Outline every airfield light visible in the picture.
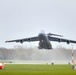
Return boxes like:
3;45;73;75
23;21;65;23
0;63;5;70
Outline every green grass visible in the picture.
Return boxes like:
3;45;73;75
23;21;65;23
0;64;76;75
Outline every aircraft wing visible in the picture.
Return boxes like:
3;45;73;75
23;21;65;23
5;36;39;43
48;36;76;44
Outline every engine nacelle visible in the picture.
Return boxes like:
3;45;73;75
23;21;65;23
58;39;61;43
67;41;70;44
20;40;23;44
28;38;31;42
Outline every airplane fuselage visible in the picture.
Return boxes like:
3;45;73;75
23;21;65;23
38;31;52;49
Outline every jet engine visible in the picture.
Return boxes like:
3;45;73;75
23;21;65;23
67;41;70;44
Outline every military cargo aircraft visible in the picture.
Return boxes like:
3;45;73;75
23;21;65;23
5;30;76;49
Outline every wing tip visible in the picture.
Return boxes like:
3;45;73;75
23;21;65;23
5;41;9;43
5;41;7;43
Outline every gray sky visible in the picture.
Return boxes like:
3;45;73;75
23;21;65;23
0;0;76;48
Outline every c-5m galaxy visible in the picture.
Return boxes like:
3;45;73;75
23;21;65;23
5;30;76;49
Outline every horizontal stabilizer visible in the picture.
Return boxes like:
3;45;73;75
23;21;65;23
47;33;63;37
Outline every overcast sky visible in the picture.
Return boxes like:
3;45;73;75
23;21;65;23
0;0;76;48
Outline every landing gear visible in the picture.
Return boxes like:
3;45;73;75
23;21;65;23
38;46;43;49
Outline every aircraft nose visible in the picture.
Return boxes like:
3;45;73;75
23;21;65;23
38;32;45;39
